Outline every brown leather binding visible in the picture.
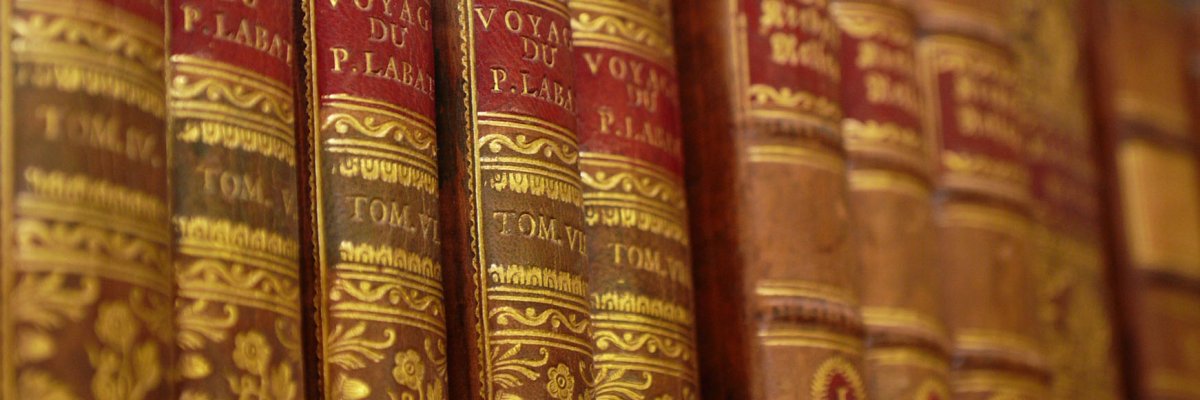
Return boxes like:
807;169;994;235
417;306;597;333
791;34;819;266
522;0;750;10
432;0;593;398
675;0;866;398
1012;1;1125;399
0;0;173;397
1086;0;1200;398
570;0;700;398
833;1;952;399
913;0;1051;397
168;0;306;397
1017;1;1126;399
298;0;446;398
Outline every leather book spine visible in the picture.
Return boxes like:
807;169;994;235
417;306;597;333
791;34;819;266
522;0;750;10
913;0;1050;397
432;0;593;398
167;0;306;397
1013;0;1124;399
0;0;173;397
570;0;700;398
831;1;951;399
675;0;866;398
299;0;446;398
1086;0;1200;397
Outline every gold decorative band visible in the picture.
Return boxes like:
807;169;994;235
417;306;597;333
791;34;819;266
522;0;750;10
952;370;1046;396
175;216;300;264
861;307;947;338
756;279;858;306
844;119;925;156
937;203;1029;238
571;0;673;64
954;329;1042;362
594;352;697;382
746;144;845;174
170;55;293;124
867;347;949;373
849;169;931;199
830;1;914;45
170;55;296;165
758;327;864;355
581;154;688;245
489;263;589;300
23;167;167;224
921;34;1015;82
322;97;436;158
592;291;693;327
580;155;686;210
12;2;165;117
338;240;442;282
746;85;842;123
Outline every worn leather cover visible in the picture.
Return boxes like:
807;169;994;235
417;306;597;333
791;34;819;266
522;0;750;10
914;0;1050;398
298;0;446;399
833;1;951;399
570;0;700;399
675;0;866;398
0;0;173;397
432;0;593;399
1013;0;1125;399
167;0;306;397
1086;0;1200;398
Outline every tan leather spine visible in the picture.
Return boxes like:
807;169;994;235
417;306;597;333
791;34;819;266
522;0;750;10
675;0;867;398
1087;0;1200;398
1013;0;1125;399
167;0;306;397
0;0;174;397
833;1;951;399
570;0;701;398
914;0;1051;398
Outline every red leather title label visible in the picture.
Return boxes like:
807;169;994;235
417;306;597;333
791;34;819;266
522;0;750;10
314;0;434;114
834;1;927;172
576;46;683;175
1028;116;1100;234
474;0;577;126
173;0;295;84
918;36;1028;204
739;0;841;126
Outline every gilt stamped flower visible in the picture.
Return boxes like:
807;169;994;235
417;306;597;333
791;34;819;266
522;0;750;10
392;349;425;390
545;363;575;400
232;331;271;375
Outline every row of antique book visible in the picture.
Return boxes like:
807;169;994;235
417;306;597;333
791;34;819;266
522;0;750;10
2;0;1198;398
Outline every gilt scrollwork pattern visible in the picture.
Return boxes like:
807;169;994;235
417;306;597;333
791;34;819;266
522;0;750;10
170;55;297;166
5;121;171;399
569;0;675;64
173;216;304;400
3;11;173;380
580;155;690;247
9;0;166;118
746;85;843;123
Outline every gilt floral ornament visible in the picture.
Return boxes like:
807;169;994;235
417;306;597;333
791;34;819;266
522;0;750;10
90;302;162;400
233;332;272;375
392;349;425;390
546;363;575;400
